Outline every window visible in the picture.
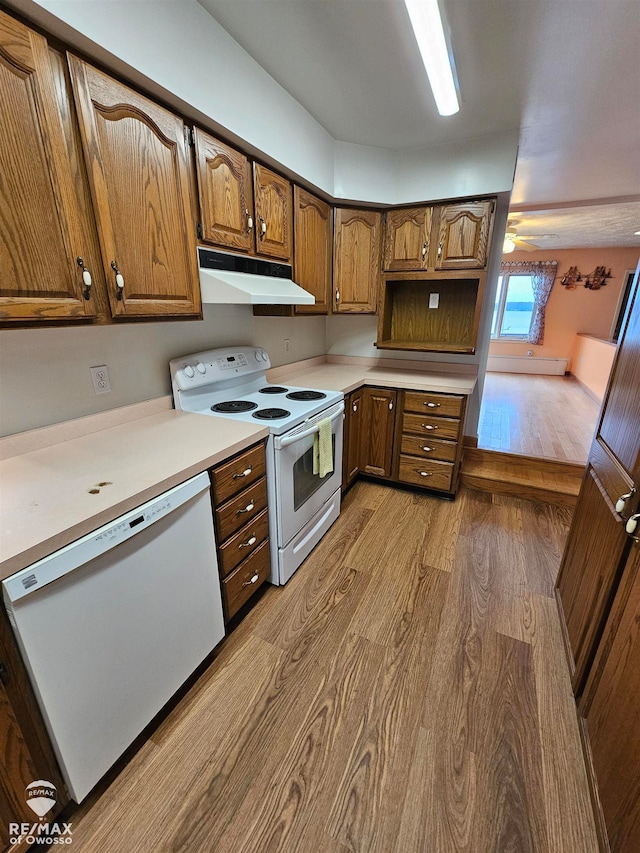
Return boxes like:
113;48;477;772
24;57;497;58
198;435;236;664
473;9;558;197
491;273;535;339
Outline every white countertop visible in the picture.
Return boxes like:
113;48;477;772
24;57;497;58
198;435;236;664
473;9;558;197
0;410;268;581
0;357;476;582
271;361;478;397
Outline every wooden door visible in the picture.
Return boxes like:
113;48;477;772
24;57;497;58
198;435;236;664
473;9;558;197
68;55;201;318
293;186;332;314
579;544;640;851
557;267;640;694
333;208;382;313
382;206;432;271
343;390;364;489
253;163;292;261
362;388;397;478
0;12;97;322
194;129;254;253
435;200;494;270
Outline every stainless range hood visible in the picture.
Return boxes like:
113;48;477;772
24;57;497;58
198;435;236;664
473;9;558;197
198;248;314;305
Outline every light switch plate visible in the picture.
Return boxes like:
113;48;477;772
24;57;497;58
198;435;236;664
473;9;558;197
429;293;439;309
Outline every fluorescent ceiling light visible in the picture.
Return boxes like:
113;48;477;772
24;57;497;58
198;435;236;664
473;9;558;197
404;0;460;116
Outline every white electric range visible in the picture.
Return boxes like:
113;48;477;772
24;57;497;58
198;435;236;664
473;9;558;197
170;346;344;585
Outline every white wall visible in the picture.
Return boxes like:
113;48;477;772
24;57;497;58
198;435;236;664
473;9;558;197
0;309;326;436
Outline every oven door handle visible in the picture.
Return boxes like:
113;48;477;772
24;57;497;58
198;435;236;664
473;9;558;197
278;402;345;447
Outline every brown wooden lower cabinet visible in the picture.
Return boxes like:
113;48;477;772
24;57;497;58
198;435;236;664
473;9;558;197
0;608;68;850
342;385;466;498
578;544;640;852
342;389;364;490
209;441;271;624
361;388;396;478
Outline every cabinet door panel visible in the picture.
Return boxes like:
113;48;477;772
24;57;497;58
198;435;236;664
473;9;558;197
383;206;432;271
294;186;332;314
334;208;382;313
435;201;493;269
344;390;364;487
362;388;396;478
194;129;254;252
0;13;96;321
68;55;200;318
253;163;292;261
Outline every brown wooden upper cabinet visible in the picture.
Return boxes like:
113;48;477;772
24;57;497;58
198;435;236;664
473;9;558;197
253;163;292;262
383;206;433;271
67;55;201;319
0;12;101;323
435;200;494;269
333;208;382;313
193;129;254;254
293;186;332;314
193;131;292;263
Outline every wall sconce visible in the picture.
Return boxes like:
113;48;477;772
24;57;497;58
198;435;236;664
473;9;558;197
560;265;613;290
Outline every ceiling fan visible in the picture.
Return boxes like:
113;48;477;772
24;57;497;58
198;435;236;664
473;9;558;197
503;220;558;253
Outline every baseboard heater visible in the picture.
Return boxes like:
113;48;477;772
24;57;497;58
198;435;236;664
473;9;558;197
487;355;569;375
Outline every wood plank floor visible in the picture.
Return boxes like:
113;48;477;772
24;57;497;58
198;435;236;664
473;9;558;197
68;482;598;852
478;373;600;463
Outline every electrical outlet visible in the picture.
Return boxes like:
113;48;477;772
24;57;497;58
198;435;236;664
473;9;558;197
90;365;111;395
429;293;439;309
527;350;533;357
284;338;291;354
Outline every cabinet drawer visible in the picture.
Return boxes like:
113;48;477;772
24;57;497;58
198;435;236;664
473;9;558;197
218;508;269;577
223;539;270;621
403;391;463;418
402;412;460;441
400;434;457;463
211;443;266;504
215;477;268;543
398;456;454;492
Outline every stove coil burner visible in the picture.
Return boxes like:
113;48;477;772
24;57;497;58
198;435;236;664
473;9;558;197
286;390;327;401
258;386;289;394
211;400;258;413
252;407;291;420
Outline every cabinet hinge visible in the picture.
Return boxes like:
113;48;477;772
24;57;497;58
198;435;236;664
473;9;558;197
196;221;203;240
184;126;194;147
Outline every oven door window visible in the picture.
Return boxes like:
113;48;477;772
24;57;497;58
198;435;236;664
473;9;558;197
293;435;336;512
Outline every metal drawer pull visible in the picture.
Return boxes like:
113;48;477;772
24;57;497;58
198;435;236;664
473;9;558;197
352;403;358;412
111;261;124;300
245;209;253;232
236;502;255;515
419;471;432;477
425;402;441;408
422;424;437;430
422;241;427;257
242;572;260;587
77;257;93;299
421;446;432;452
239;536;257;549
389;401;393;411
259;217;267;239
233;467;253;479
616;489;635;514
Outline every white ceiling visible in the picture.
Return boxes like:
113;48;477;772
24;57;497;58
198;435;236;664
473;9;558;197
198;0;640;249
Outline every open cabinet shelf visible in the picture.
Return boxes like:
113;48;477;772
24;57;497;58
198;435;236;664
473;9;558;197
376;272;486;354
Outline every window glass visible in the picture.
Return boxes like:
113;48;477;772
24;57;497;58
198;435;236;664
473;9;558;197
492;273;535;338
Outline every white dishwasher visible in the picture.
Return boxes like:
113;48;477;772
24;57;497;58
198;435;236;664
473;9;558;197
2;471;225;803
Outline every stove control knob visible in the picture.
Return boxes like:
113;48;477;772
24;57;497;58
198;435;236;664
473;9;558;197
260;350;268;362
254;350;262;362
183;365;195;379
195;361;206;374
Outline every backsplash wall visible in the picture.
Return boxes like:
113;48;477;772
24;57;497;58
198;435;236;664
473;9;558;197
0;307;326;436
